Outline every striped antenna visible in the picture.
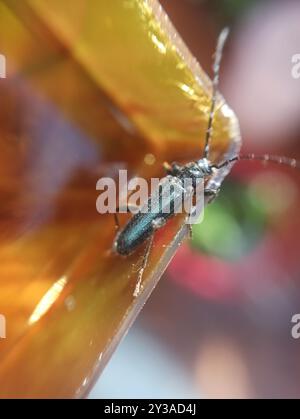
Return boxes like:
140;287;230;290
214;154;300;170
203;27;230;159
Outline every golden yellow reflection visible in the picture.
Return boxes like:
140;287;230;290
151;33;167;54
28;276;68;325
177;82;199;101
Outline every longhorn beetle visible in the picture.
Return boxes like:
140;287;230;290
113;28;299;297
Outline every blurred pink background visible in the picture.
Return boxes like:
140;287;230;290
91;0;300;399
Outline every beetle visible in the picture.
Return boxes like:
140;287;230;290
112;28;299;297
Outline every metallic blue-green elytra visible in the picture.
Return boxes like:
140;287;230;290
114;160;214;255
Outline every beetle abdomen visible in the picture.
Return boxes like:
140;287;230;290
115;211;158;255
115;176;187;255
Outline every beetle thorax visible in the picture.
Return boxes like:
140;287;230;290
196;158;214;176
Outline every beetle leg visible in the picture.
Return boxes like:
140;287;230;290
163;161;181;176
163;161;172;173
114;213;120;231
204;187;220;204
188;224;193;239
133;234;154;298
184;187;197;230
151;216;166;229
133;217;166;297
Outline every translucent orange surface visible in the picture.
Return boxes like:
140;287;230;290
0;0;240;397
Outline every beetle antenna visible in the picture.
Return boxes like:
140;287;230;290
203;27;230;159
214;154;300;170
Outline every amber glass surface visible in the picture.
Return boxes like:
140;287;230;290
0;0;240;398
